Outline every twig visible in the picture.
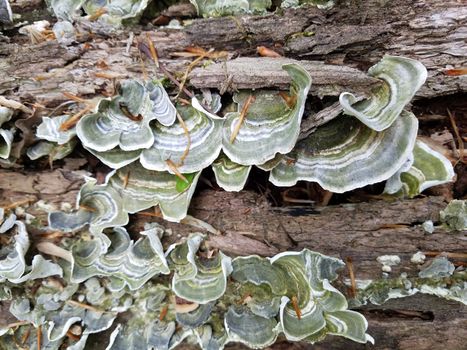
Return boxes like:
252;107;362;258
0;198;34;210
123;171;130;189
0;96;33;114
230;95;255;143
423;251;467;259
5;321;29;329
20;326;31;345
166;159;188;183
175;112;191;166
59;106;92;131
345;257;357;298
447;108;466;164
146;33;159;67
175;49;213;99
137;41;216;115
66;300;102;312
291;296;302;320
36;242;73;262
36;325;41;350
159;305;168;321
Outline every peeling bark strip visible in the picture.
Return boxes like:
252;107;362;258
189;57;381;97
0;0;466;105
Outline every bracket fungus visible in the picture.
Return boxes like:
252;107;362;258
212;153;252;191
228;251;373;345
140;103;223;174
77;83;172;153
1;212;62;283
1;223;373;349
71;226;169;291
36;114;77;145
224;306;280;348
0;0;12;25
0;107;13;159
46;0;151;25
0;40;458;350
49;178;129;234
189;0;272;17
270;111;418;193
222;63;311;166
281;0;334;9
440;200;467;231
339;56;427;132
107;162;201;222
30;114;78;161
384;140;455;198
167;234;233;304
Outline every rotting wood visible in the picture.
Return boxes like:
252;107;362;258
1;1;466;349
1;168;464;281
0;0;465;106
2;169;465;349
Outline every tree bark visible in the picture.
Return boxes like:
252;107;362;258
1;0;466;105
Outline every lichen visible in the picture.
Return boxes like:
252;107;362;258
440;200;467;231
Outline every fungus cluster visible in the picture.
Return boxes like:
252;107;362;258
1;220;373;349
0;1;461;349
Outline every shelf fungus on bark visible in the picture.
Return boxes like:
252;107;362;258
0;106;13;159
270;111;418;192
272;251;373;344
339;56;427;131
30;114;78;161
70;226;169;291
229;250;373;345
222;63;311;166
48;178;129;234
224;306;280;348
176;301;215;328
281;0;334;10
107;162;201;222
105;286;178;350
0;0;13;25
212;153;252;191
36;114;77;145
189;0;272;17
76;80;176;168
27;139;77;161
3;279;123;347
195;325;229;350
45;0;86;22
0;212;63;283
384;140;455;198
87;146;142;169
167;234;233;304
46;0;151;26
140;103;223;174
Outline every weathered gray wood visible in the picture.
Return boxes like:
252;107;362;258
189;57;380;97
0;0;466;106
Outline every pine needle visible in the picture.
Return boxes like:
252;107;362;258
230;95;256;143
